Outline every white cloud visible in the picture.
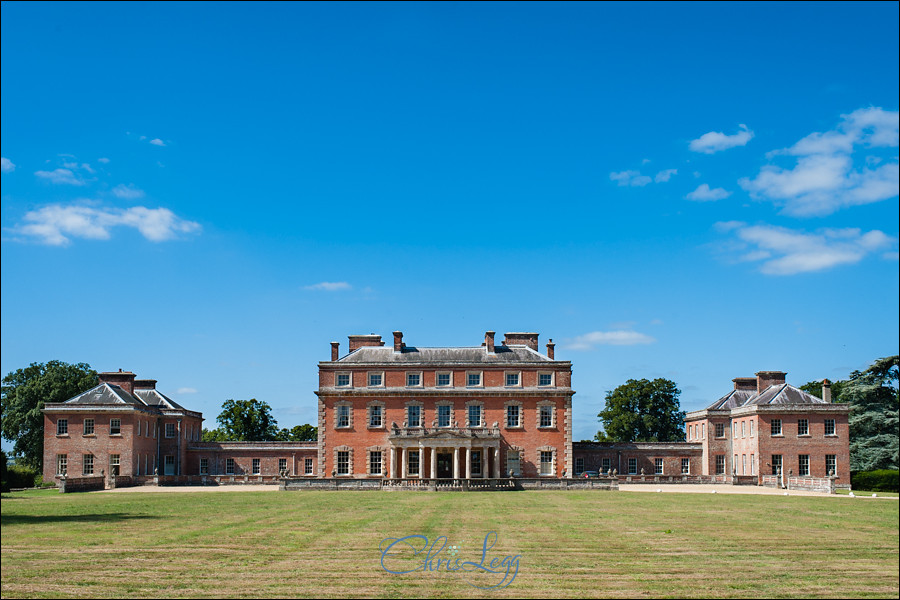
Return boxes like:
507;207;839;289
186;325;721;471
149;138;166;146
112;184;146;200
717;223;897;275
176;387;198;394
304;281;352;291
97;157;110;164
743;108;899;216
686;183;731;202
1;157;15;173
34;168;86;186
609;170;652;187
655;169;678;183
565;330;656;350
10;204;201;246
689;124;754;154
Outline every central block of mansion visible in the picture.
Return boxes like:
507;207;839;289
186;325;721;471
42;330;850;488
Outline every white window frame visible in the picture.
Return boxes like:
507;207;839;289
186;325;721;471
369;450;383;476
470;450;482;476
504;371;521;387
466;371;483;387
681;458;690;475
715;423;725;438
741;421;746;438
655;458;664;475
110;454;120;476
537;401;555;428
715;455;725;475
628;457;637;475
798;419;809;436
601;458;611;473
252;458;261;475
57;419;68;436
336;450;351;476
305;457;314;475
200;458;209;475
334;402;352;429
57;454;68;476
465;401;483;428
436;371;452;387
538;371;554;387
83;418;95;436
110;418;121;435
83;454;94;475
367;401;384;429
278;458;287;474
506;448;522;476
771;454;782;475
538;448;555;476
799;454;810;476
575;457;585;475
335;372;352;387
436;403;452;428
407;450;420;476
406;372;423;387
504;400;522;429
771;419;782;436
824;419;836;436
225;458;235;475
367;371;384;387
404;400;424;428
826;454;837;476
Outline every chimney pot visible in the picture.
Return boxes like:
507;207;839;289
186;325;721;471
393;331;403;353
546;339;555;360
822;379;832;403
485;331;495;354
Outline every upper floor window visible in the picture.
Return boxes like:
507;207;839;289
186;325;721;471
336;373;351;387
466;372;482;387
337;405;351;428
749;421;754;437
824;419;836;436
539;405;553;428
436;372;452;387
505;372;520;387
83;454;94;476
407;405;422;428
110;419;121;435
368;405;382;428
771;419;782;436
467;404;482;428
506;405;520;428
368;372;383;387
83;418;95;436
538;372;553;387
437;405;451;428
406;372;421;387
715;423;725;438
798;419;809;436
57;419;68;436
165;423;176;438
741;421;746;438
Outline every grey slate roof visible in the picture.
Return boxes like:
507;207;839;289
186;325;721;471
336;345;555;364
64;383;145;406
706;383;827;409
135;389;184;410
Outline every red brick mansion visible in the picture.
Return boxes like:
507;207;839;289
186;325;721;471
41;330;850;491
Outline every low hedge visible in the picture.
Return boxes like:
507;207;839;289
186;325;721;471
851;469;899;493
5;464;42;489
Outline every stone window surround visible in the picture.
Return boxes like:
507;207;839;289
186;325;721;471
537;371;555;387
504;371;522;387
436;371;453;387
334;445;354;477
406;371;423;388
433;400;454;428
466;370;483;388
404;400;424;428
506;445;524;477
537;399;556;429
366;400;385;429
335;371;352;387
504;399;523;429
537;446;556;477
465;400;484;428
367;371;384;388
366;446;386;477
334;401;353;429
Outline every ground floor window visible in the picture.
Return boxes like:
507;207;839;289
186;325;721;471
200;458;209;475
742;454;747;475
654;458;664;475
110;454;120;476
507;450;520;476
575;457;584;475
225;458;235;475
164;455;175;476
305;457;313;475
252;458;261;475
471;451;482;476
540;451;553;476
57;454;67;476
715;455;725;475
83;454;93;476
826;454;836;476
750;454;755;475
278;458;287;474
407;450;420;476
681;458;690;475
337;451;350;476
601;458;610;473
627;457;637;475
799;454;809;476
771;454;782;475
370;451;382;475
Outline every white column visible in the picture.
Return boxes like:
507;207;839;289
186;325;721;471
418;443;424;479
465;447;471;479
389;447;396;479
494;447;500;478
430;446;438;479
453;446;460;479
401;447;407;479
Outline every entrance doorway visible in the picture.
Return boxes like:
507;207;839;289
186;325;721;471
437;453;453;478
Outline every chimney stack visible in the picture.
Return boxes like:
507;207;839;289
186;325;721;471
732;378;757;391
755;371;787;394
393;331;404;353
503;332;539;351
485;331;495;354
822;379;832;403
134;379;157;390
546;339;555;360
331;342;340;361
347;334;385;352
98;370;137;395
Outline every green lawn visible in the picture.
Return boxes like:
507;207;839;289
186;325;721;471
2;488;898;598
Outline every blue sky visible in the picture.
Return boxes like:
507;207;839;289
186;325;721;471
2;1;898;446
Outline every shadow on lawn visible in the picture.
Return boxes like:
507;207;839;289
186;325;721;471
2;513;157;526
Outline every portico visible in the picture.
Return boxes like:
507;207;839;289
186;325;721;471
388;426;502;479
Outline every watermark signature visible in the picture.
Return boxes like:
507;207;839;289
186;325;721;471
379;531;520;589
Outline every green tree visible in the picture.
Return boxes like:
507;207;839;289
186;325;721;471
275;424;317;442
1;361;97;470
596;378;685;442
214;398;280;441
201;428;228;442
799;379;848;403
